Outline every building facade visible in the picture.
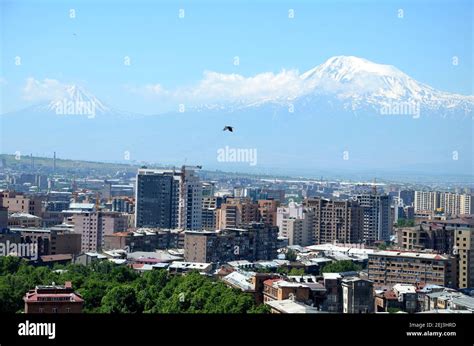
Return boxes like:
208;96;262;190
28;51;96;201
341;277;374;313
23;282;83;313
303;197;364;244
184;223;279;263
368;251;457;288
135;167;202;230
356;193;391;243
414;191;473;216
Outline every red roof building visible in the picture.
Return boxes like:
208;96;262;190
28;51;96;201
23;281;84;313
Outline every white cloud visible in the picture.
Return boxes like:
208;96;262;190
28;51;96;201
22;77;68;101
128;69;309;104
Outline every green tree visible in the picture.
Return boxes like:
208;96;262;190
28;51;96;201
0;257;268;314
79;279;110;312
288;268;305;276
321;260;362;273
101;285;142;313
395;219;415;228
387;307;402;313
285;249;297;262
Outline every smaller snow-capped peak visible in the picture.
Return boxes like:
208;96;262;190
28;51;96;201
46;84;110;115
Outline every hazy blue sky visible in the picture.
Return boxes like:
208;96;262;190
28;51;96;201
1;0;472;114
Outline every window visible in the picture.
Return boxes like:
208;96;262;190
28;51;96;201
52;308;58;313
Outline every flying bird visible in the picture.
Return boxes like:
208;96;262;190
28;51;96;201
223;126;234;132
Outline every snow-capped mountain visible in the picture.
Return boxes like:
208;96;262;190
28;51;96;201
299;56;473;114
47;84;110;114
31;84;138;118
2;56;472;176
203;56;473;117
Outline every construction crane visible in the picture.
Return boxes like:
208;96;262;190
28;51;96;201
95;191;100;211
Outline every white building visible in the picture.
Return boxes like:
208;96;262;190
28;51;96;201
414;191;473;216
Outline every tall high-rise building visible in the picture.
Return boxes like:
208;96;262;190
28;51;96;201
135;170;180;229
356;193;391;243
399;190;415;207
414;191;439;212
414;191;473;216
135;167;202;230
303;197;363;244
455;226;474;289
179;168;203;230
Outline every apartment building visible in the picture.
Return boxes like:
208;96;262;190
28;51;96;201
414;191;473;216
258;199;279;226
135;167;202;230
368;251;457;288
184;223;279;263
356;193;391;242
396;217;474;289
1;191;44;217
304;197;364;244
217;198;259;229
341;277;374;313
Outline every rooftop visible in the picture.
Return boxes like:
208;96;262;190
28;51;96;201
371;250;451;260
222;271;255;291
227;260;254;268
68;203;95;210
322;273;342;280
10;227;50;233
169;261;212;270
266;299;325;314
393;284;417;295
127;251;181;262
9;212;40;219
40;254;73;262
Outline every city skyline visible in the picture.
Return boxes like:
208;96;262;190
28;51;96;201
1;1;474;343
